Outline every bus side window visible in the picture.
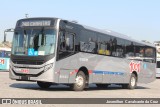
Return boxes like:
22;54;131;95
80;30;97;54
66;33;74;51
144;47;156;63
125;41;135;58
58;31;75;60
115;38;125;57
97;34;111;56
134;43;145;57
59;32;74;51
59;31;66;51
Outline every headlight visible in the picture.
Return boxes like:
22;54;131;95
44;63;53;71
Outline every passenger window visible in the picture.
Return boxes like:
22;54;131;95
144;47;156;63
125;41;134;58
134;43;144;57
80;30;97;53
114;38;125;57
97;34;111;56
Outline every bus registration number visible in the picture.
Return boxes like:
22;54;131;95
21;69;29;73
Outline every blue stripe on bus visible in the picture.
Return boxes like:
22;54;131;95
93;70;124;75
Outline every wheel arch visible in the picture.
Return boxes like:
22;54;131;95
132;71;138;81
78;66;89;83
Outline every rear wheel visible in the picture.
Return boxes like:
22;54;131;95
37;81;52;89
71;71;86;91
96;84;109;88
122;73;137;89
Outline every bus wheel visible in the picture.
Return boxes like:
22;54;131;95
122;73;137;89
37;81;51;89
71;71;86;91
96;84;108;88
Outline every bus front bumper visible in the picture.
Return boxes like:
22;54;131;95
9;65;54;82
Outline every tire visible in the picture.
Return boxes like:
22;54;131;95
71;71;86;91
37;81;52;89
96;84;108;88
122;73;137;89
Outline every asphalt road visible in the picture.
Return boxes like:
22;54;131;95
0;71;160;107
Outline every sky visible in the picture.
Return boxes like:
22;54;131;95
0;0;160;43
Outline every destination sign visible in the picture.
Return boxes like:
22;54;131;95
21;20;51;27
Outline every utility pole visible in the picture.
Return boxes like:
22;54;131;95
4;32;6;42
25;14;29;18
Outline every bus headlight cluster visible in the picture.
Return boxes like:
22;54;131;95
44;63;53;71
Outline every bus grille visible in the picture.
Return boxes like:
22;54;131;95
12;60;44;65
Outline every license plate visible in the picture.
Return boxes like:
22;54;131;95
21;76;29;80
21;69;29;73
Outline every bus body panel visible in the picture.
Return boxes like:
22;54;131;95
10;52;156;84
55;52;156;84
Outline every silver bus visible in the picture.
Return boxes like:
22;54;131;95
10;17;156;91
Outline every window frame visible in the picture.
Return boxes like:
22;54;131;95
57;30;75;60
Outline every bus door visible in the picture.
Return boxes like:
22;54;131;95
57;31;75;83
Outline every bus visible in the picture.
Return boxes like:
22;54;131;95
0;47;11;70
154;41;160;77
9;17;156;91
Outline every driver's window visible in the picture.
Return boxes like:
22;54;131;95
60;32;66;51
58;31;75;60
59;32;74;51
66;33;74;51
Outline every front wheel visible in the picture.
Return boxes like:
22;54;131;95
122;73;137;89
37;81;52;89
71;71;86;91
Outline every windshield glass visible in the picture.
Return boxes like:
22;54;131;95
0;51;11;58
12;28;56;56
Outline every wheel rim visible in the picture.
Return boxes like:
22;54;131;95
75;75;84;87
131;77;136;87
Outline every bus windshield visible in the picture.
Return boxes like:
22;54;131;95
0;50;11;58
12;28;56;56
